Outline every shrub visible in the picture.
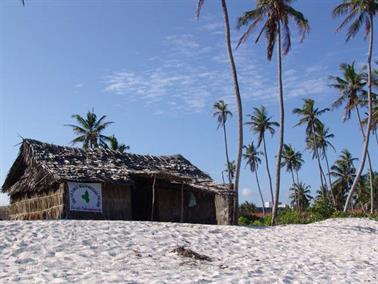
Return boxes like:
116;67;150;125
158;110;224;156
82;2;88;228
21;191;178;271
238;215;271;226
238;216;252;226
276;208;308;224
239;201;257;219
310;197;335;219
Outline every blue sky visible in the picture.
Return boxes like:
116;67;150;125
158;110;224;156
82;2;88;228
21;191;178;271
0;0;377;206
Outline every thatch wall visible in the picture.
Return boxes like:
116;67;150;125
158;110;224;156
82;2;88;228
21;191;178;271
64;182;132;220
9;183;65;220
0;206;9;220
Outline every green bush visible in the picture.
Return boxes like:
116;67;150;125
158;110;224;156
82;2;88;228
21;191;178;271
238;216;252;226
276;208;308;224
239;201;257;219
310;197;335;219
239;208;378;226
238;215;271;226
330;211;377;219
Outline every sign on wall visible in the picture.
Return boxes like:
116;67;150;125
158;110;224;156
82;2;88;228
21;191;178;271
68;182;102;212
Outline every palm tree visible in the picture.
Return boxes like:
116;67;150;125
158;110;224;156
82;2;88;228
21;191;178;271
364;101;378;145
243;143;265;215
293;99;329;197
281;144;303;185
107;135;129;153
226;161;236;183
330;149;358;210
236;0;309;225
213;100;233;187
246;106;279;203
314;124;337;205
65;110;113;150
197;0;244;224
333;0;378;212
329;62;375;212
289;182;312;213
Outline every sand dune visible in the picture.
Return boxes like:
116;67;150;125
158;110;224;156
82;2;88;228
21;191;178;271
0;218;377;283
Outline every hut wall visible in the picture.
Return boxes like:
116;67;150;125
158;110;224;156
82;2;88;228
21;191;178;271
0;206;10;220
156;187;182;222
215;194;234;225
64;182;132;220
131;176;217;224
155;183;217;224
185;190;217;224
8;183;65;220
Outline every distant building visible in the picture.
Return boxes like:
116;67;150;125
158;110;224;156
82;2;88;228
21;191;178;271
2;139;235;224
264;201;287;208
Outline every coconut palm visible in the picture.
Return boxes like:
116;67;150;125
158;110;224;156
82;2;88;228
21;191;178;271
226;161;236;183
293;99;329;197
289;182;312;213
329;62;375;212
281;144;303;185
314;124;337;205
362;98;378;145
246;106;279;203
236;0;309;225
355;172;378;211
66;110;113;150
243;143;265;215
330;149;358;210
197;0;244;224
213;100;233;187
333;0;378;212
107;135;129;153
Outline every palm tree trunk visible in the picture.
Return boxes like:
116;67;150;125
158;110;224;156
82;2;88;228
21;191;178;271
344;15;374;213
272;23;284;225
223;123;232;186
311;125;327;197
263;136;274;203
353;106;374;213
255;169;265;216
220;0;243;224
295;170;300;185
323;147;336;206
290;169;299;211
290;169;296;185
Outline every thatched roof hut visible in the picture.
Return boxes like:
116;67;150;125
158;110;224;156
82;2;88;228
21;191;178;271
2;139;234;224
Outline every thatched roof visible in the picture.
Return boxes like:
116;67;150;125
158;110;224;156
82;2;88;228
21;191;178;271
2;139;229;196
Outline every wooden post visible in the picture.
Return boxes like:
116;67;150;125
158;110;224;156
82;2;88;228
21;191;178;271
151;175;156;221
180;183;184;223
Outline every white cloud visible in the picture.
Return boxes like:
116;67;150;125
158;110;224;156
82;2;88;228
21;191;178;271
241;187;253;197
103;19;330;114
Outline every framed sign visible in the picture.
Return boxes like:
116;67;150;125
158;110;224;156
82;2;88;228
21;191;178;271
68;182;102;212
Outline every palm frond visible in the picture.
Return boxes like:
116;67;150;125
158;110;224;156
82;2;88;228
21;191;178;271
196;0;205;19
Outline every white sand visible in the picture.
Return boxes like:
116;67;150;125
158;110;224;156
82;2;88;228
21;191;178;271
0;218;377;283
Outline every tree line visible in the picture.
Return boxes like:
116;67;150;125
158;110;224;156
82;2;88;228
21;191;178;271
204;0;377;224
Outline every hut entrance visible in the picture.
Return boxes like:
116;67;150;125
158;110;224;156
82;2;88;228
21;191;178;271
131;178;157;221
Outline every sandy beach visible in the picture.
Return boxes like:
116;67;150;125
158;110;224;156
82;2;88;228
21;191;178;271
0;218;377;283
